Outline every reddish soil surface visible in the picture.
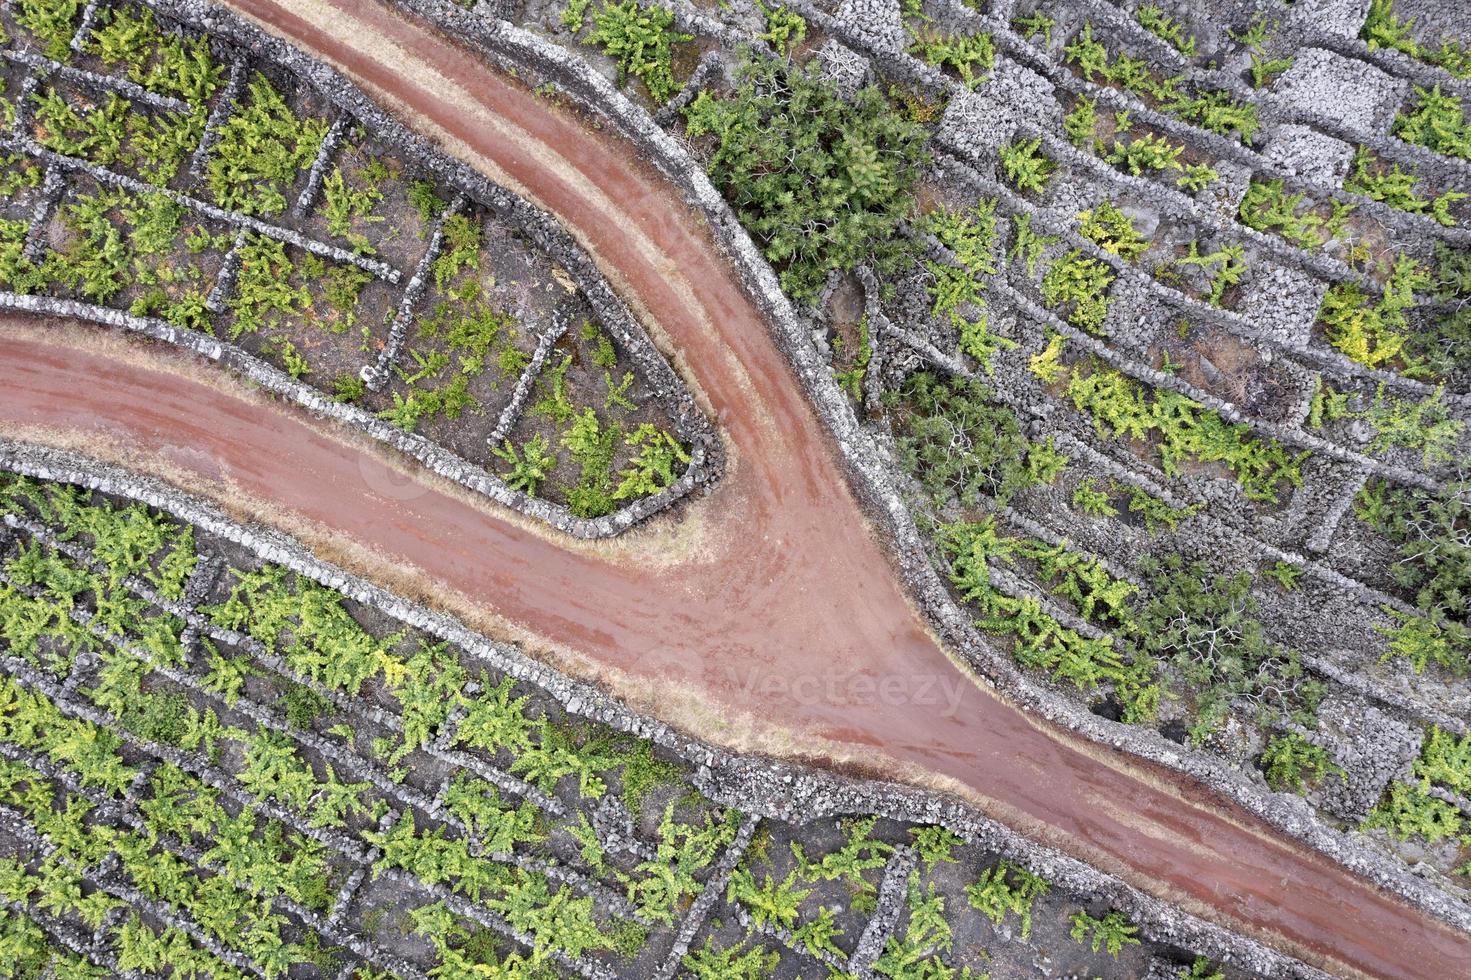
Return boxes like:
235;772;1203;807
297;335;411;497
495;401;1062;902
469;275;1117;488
1;1;1467;975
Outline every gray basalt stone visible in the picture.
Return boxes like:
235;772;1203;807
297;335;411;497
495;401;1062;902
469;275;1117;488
1261;123;1358;187
1272;47;1409;134
813;38;871;98
832;0;905;54
1317;694;1424;822
1284;0;1375;41
1237;260;1329;349
938;57;1060;155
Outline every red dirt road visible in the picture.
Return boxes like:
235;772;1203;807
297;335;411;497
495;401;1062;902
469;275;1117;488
0;0;1465;975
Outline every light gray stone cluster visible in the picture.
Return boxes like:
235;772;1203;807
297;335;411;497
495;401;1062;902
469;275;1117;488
1272;47;1409;134
1261;122;1358;187
1315;693;1425;822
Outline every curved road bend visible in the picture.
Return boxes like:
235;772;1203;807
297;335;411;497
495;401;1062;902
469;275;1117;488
2;1;1465;976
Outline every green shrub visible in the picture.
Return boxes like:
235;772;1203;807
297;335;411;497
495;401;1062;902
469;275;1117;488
756;0;806;56
586;0;692;103
1172;240;1246;306
685;56;928;302
207;74;329;216
1069;909;1140;958
12;0;85;61
1160;87;1260;143
1103;129;1181;174
999;136;1055;193
1393;85;1471;160
1007;212;1057;275
966;860;1049;939
936;518;1160;718
909;28;994;89
893;373;1036;507
1238;179;1334;250
1064;97;1097;147
1365;780;1465;843
1136;4;1195;58
1317;253;1428;370
1356;478;1471;674
1041;250;1114;333
1345;147;1465;225
1077;201;1149;261
1137;555;1321;731
1260;732;1341;791
1011;11;1054;44
1066;365;1307;502
1363;0;1471;80
1405;243;1471;376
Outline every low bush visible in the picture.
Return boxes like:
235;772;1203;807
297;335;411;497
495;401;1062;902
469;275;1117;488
685;55;928;302
585;0;692;104
1345;147;1465;226
1041;250;1114;334
1393;85;1471;160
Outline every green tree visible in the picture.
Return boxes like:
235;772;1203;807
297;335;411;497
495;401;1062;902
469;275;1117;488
685;55;928;302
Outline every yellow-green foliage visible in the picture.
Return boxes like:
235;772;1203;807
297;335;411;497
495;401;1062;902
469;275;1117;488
1393;85;1471;160
586;0;693;103
998;137;1055;193
1317;254;1429;370
1345;147;1465;226
1041;250;1114;334
909;28;995;89
1363;0;1471;80
1065;364;1307;502
1076;201;1149;261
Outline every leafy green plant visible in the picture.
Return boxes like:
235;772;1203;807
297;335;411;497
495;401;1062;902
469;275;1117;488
1345;147;1464;226
757;0;806;55
1008;212;1057;276
1077;201;1149;261
1064;97;1097;147
1180;957;1226;980
1041;249;1114;334
1317;253;1428;370
1172;240;1246;306
1260;732;1341;791
493;435;558;495
207;74;329;216
1363;0;1471;80
909;825;963;870
1012;11;1054;44
1136;4;1195;57
1262;560;1302;591
1069;908;1140;958
1103;129;1181;175
1072;476;1119;517
1393;85;1471;160
999;136;1055;193
586;0;692;103
909;29;995;89
1238;179;1334;250
12;0;85;60
686;55;928;302
966;859;1049;938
